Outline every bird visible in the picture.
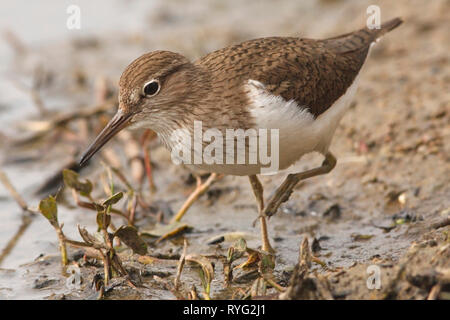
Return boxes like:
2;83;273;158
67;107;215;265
80;17;403;254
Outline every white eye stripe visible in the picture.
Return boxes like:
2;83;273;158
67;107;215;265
142;79;160;97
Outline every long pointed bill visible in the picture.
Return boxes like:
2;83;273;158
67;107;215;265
79;109;132;167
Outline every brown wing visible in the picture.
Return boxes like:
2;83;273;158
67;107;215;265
197;18;402;118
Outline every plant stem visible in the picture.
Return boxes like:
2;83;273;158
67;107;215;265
54;224;68;265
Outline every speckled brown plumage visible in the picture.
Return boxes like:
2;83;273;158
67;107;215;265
81;18;402;168
116;17;402;131
196;17;402;118
79;17;403;254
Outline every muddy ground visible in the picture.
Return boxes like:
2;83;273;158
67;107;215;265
0;0;449;299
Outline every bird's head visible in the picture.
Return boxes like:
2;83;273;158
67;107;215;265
80;50;204;166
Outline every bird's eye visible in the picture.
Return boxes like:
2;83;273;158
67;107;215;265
142;80;160;97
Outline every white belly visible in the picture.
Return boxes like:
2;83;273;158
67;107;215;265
246;78;359;172
180;77;359;176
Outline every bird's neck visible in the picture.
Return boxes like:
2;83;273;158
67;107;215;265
151;64;214;151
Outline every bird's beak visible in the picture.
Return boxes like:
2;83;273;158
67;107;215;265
79;109;132;167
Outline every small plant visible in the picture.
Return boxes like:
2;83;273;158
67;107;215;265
39;195;68;265
38;169;148;286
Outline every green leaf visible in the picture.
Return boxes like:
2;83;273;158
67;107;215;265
96;211;111;230
260;252;276;272
62;169;93;197
38;196;58;225
227;238;247;263
102;192;123;207
351;233;375;241
114;226;148;255
186;254;214;296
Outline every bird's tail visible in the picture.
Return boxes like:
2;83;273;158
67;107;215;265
370;17;403;40
321;17;403;53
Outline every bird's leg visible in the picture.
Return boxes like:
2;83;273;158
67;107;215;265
170;173;221;223
249;175;274;253
263;152;337;217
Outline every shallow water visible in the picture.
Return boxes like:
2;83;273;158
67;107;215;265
0;0;158;298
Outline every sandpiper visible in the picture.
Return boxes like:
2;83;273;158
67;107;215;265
80;18;402;253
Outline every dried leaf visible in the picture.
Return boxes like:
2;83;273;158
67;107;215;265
78;225;105;248
235;250;260;269
351;233;375;241
137;256;178;267
137;256;156;265
141;221;190;238
114;226;148;255
63;169;93;197
251;277;267;297
102;192;123;207
224;239;247;287
38;196;58;225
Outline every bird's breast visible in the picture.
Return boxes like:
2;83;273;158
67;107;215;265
157;77;359;176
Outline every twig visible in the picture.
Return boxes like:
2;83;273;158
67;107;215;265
99;249;111;285
14;100;114;146
117;130;144;186
110;167;134;190
261;274;286;292
427;284;441;300
0;170;31;212
171;173;220;223
0;215;32;265
31;66;49;115
70;189;128;219
2;30;27;55
174;239;188;290
0;170;36;265
64;238;93;248
128;194;138;226
432;216;450;229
